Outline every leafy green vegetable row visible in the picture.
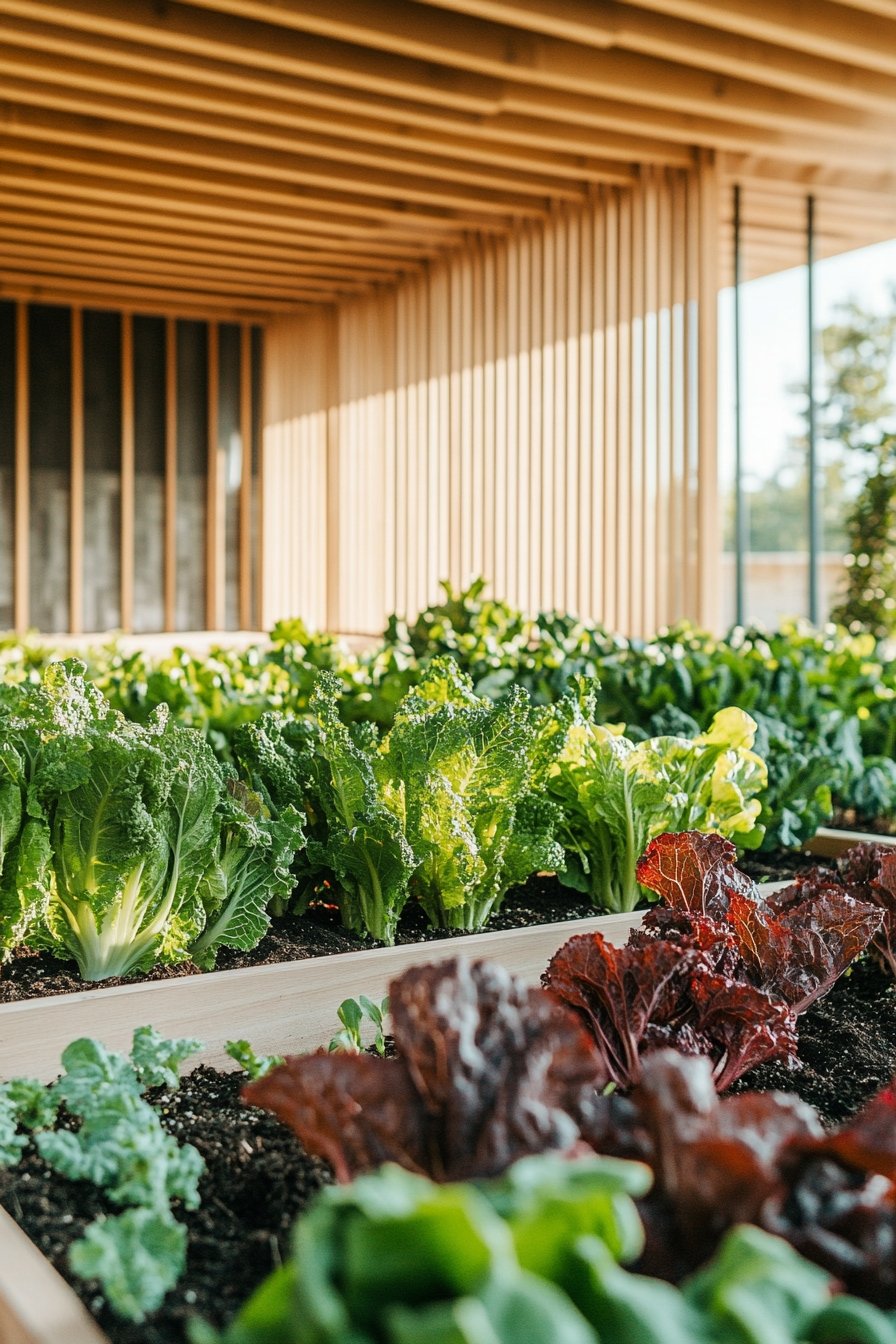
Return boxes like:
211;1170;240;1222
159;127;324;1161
0;656;766;974
5;578;896;848
205;1159;896;1344
234;659;765;936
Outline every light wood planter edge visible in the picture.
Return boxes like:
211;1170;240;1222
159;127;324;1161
804;826;896;858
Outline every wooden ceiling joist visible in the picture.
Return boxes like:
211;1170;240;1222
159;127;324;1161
2;0;896;316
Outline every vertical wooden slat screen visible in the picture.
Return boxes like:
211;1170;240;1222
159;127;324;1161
262;156;721;637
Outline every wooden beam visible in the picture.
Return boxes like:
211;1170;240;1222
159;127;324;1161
0;144;525;234
69;305;83;635
0;0;506;114
0;242;374;302
0;89;610;198
0;239;376;299
0;106;582;216
0;281;286;325
0;271;299;319
13;301;27;632
60;0;896;145
120;310;134;633
415;0;896;118
0;53;692;174
0;193;443;262
3;0;894;157
617;0;896;81
0;223;393;281
164;317;176;631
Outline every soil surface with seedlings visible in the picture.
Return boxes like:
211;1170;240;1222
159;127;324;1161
0;875;607;1003
0;1066;331;1344
3;957;896;1342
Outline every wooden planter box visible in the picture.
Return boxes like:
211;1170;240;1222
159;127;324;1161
0;884;785;1344
805;826;896;859
0;911;642;1084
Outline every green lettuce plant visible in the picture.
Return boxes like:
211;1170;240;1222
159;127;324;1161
235;678;416;944
540;685;767;912
190;780;305;969
382;658;563;930
197;1156;895;1344
34;678;224;981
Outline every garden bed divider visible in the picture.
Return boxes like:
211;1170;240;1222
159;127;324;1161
0;1205;107;1344
805;827;896;859
0;911;643;1085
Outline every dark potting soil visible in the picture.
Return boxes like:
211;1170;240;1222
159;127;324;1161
829;807;896;838
734;957;896;1126
0;874;603;1003
736;847;829;884
3;960;896;1342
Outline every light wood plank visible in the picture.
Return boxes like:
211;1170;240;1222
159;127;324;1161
13;301;27;631
0;912;643;1084
164;316;176;631
0;1209;108;1344
120;311;134;633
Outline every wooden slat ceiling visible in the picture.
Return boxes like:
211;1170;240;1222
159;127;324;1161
3;0;896;318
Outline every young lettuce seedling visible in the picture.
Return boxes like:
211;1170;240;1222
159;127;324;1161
225;1039;285;1080
328;995;390;1056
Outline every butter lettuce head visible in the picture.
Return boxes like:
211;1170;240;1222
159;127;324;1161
544;686;767;913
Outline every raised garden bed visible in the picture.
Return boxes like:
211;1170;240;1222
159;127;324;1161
1;940;894;1344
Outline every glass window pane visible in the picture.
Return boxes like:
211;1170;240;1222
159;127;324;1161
219;323;241;631
133;316;166;634
29;304;70;632
0;302;15;629
720;194;810;629
814;229;896;630
175;319;207;631
83;309;121;632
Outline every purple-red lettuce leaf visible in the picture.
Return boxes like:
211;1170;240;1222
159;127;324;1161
244;957;603;1183
545;924;798;1094
726;887;881;1014
635;831;757;918
674;972;798;1092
